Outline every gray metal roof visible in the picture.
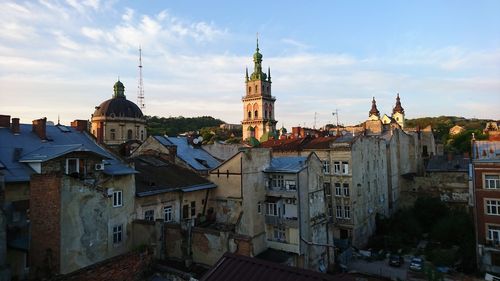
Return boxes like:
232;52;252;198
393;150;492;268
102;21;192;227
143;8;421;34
0;124;135;182
153;136;220;171
264;156;307;173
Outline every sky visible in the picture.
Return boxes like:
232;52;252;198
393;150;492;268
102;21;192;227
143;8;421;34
0;0;499;128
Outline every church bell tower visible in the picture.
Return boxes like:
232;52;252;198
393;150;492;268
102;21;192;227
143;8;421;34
242;38;277;141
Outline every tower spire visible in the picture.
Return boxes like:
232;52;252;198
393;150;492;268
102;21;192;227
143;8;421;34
137;46;145;112
268;67;271;82
245;67;249;82
392;93;404;114
369;97;380;117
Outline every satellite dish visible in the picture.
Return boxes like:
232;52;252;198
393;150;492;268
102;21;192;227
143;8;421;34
193;138;199;144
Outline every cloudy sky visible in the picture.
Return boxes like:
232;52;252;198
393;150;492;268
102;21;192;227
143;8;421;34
1;0;499;128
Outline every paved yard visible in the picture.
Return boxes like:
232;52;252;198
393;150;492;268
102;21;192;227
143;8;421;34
347;257;409;280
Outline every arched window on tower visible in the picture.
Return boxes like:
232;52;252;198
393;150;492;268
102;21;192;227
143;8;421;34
247;104;252;120
264;104;268;119
127;129;133;140
253;103;259;119
254;110;258;118
248;86;251;94
255;85;258;93
269;104;273;119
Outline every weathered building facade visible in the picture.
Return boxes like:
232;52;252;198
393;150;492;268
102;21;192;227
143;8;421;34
0;116;136;279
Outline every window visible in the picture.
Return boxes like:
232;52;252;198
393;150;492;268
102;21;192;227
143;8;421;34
285;180;296;190
486;175;500;189
335;183;342;196
266;203;278;216
190;201;196;217
144;210;154;221
343;183;350;197
112;224;123;244
344;206;351;219
254;110;258;118
323;160;330;174
271;175;284;188
183;204;189;219
273;226;286;241
66;158;79;174
127;129;133;140
164;206;173;222
488;225;500;245
336;205;343;218
265;111;268;119
248;86;251;93
486;200;500;215
248;111;251;119
328;203;333;218
140;130;144;141
257;202;262;214
333;161;341;174
255;85;258;93
342;161;349;175
110;129;116;140
324;182;331;195
112;190;122;207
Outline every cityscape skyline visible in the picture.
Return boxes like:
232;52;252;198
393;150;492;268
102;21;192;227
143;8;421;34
1;0;499;128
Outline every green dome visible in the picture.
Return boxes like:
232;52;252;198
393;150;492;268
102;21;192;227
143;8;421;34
113;80;126;98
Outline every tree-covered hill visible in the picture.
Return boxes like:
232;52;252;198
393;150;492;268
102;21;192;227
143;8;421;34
146;116;225;136
406;116;494;153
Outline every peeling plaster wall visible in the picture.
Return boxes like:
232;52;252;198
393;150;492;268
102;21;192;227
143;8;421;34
60;174;135;274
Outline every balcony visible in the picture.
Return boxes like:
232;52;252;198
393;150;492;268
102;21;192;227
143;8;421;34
266;187;297;198
267;239;300;254
265;215;299;228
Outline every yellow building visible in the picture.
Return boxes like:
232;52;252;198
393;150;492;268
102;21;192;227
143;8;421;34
242;40;277;141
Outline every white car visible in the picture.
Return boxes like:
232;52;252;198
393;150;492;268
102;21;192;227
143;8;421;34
410;257;424;271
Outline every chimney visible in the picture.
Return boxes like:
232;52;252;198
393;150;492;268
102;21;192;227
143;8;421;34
32;118;47;140
11;118;20;134
70;119;88;132
0;115;10;128
166;145;177;164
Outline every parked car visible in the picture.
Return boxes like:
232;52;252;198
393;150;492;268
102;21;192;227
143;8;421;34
389;255;404;267
410;257;424;271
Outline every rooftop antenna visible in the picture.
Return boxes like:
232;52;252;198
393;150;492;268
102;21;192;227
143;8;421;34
57;114;60;125
313;112;317;129
332;109;339;135
137;46;145;112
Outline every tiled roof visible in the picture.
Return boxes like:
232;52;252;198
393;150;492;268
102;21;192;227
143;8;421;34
132;155;216;197
153;136;220;172
264;156;307;173
0;124;135;182
260;137;310;151
200;253;342;281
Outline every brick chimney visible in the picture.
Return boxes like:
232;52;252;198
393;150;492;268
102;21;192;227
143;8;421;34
70;120;88;132
32;118;47;140
11;118;20;134
0;115;10;128
166;145;177;163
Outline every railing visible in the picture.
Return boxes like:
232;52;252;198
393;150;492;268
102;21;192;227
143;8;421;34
265;215;299;228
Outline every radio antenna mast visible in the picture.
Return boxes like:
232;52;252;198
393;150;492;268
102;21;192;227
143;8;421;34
137;47;145;112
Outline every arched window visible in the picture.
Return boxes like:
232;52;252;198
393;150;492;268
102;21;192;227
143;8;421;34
127;129;133;140
254;110;258;118
255;85;258;93
248;111;251;119
248;86;251;94
265;110;268;119
247;104;252;119
269;104;273;119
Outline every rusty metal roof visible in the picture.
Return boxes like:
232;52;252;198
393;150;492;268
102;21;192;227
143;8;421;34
200;253;345;281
